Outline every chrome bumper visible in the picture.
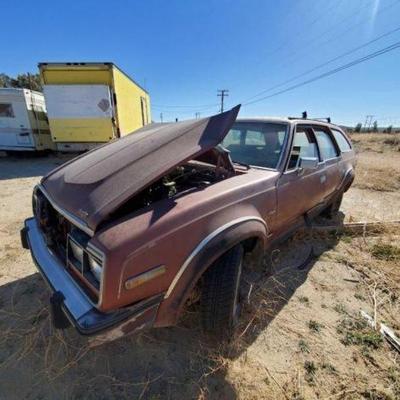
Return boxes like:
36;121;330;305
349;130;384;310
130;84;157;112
21;218;162;337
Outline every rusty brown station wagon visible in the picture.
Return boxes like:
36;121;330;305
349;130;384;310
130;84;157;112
21;105;356;345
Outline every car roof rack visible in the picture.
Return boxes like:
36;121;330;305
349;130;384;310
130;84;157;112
287;111;331;124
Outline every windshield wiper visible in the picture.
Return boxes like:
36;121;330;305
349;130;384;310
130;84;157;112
233;161;251;169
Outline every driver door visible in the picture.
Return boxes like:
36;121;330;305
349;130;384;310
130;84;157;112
276;125;326;230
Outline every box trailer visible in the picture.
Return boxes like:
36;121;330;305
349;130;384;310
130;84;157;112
39;62;151;152
0;88;54;152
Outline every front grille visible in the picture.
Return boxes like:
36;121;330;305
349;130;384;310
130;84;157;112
34;187;100;302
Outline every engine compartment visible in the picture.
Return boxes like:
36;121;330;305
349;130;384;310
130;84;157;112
110;160;235;221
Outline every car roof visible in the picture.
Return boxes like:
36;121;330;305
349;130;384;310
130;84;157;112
235;117;344;130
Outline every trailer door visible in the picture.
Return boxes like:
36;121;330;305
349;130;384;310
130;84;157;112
0;98;34;149
43;85;115;143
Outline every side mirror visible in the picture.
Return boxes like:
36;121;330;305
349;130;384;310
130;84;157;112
299;157;319;172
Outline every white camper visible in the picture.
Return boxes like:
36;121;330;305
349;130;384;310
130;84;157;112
0;88;54;152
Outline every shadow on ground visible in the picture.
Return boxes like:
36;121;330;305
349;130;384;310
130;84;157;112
0;153;75;180
0;221;342;399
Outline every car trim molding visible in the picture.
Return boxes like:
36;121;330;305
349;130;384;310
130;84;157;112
164;216;267;299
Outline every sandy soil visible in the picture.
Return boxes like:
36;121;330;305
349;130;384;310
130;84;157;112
0;144;399;399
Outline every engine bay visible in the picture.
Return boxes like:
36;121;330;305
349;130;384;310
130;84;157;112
110;160;235;220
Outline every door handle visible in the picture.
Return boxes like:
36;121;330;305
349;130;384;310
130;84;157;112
320;175;327;184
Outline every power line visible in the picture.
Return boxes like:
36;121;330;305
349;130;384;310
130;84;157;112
244;24;400;102
305;0;400;57
151;1;400;114
242;40;400;107
217;89;229;113
248;0;400;94
264;0;342;59
274;0;400;72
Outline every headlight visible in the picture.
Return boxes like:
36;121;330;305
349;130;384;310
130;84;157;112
69;239;84;264
32;189;38;216
88;255;102;282
67;232;104;287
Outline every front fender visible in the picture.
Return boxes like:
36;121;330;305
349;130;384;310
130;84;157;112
153;216;268;327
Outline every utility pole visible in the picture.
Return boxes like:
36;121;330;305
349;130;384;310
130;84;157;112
217;89;229;113
27;72;32;91
195;112;201;119
364;115;374;132
160;112;163;123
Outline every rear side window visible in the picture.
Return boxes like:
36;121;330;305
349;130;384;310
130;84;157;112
0;103;14;118
331;129;351;151
287;128;319;170
314;129;338;160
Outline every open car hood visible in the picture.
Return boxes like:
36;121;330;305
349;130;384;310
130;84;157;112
41;105;240;232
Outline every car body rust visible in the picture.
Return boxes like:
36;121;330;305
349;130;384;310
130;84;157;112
22;106;356;343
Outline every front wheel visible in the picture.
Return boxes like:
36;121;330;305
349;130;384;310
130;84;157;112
200;244;244;337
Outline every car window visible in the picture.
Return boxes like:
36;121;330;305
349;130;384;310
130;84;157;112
245;130;265;145
0;103;15;118
287;128;319;170
222;122;288;169
331;128;351;151
223;128;241;147
314;128;339;160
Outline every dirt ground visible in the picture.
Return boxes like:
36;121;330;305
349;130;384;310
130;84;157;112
0;134;399;399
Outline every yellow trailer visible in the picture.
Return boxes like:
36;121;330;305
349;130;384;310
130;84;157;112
39;62;151;152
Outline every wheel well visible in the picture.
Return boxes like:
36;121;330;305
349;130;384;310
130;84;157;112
183;236;261;307
242;236;261;253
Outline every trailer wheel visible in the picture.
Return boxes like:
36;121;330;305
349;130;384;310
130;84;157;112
200;244;244;337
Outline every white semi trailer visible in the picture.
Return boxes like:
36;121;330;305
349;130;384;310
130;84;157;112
0;88;54;152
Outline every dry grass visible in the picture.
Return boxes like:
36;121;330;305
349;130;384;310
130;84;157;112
350;132;400;153
218;225;400;399
0;138;399;399
349;133;400;192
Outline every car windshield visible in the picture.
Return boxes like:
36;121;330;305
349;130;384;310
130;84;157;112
222;122;288;169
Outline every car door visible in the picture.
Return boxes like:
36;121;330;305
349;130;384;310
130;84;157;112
276;125;326;229
311;125;341;200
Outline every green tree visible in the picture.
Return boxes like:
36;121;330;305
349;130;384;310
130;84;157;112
373;120;378;132
387;125;393;133
0;72;42;91
354;123;362;132
0;73;12;87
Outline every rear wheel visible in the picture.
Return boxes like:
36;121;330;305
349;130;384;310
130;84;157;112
322;192;343;219
200;244;244;337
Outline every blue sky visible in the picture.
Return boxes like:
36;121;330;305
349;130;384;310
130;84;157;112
2;0;400;126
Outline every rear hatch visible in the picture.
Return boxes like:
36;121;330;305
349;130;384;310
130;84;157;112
41;105;240;232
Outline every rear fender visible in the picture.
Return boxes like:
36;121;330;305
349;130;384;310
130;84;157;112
340;168;355;193
153;217;268;327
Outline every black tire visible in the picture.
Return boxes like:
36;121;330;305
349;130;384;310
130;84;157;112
322;192;343;219
200;244;244;336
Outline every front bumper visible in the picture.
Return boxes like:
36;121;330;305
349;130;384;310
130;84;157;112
21;218;162;340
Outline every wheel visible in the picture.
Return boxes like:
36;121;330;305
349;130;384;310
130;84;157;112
200;244;244;337
322;192;343;219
